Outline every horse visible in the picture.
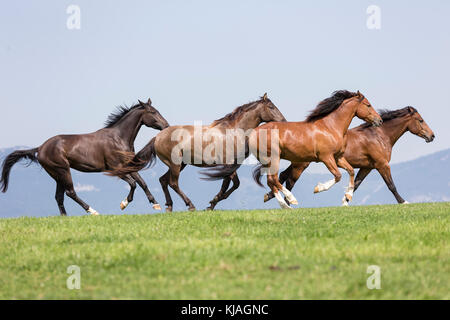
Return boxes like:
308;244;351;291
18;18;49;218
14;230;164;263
0;98;169;216
246;90;383;209
263;106;435;205
108;94;287;212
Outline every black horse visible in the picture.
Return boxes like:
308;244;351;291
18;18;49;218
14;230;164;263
0;98;169;216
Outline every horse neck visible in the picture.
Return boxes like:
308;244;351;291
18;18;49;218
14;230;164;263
381;117;410;147
319;100;357;137
113;109;144;148
231;108;263;131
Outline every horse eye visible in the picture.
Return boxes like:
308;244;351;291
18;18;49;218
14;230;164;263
419;119;424;123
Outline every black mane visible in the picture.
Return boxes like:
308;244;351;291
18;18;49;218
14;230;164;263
211;97;266;126
104;103;143;128
306;90;358;122
359;106;417;129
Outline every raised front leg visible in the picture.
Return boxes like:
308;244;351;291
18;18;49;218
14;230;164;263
314;156;342;194
376;163;407;204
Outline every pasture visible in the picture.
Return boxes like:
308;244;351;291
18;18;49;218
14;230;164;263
0;202;448;299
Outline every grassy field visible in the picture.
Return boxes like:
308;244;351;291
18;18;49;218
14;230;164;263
0;202;448;300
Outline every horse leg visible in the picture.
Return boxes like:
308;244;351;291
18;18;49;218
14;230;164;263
264;159;294;209
159;170;173;212
207;171;240;211
168;164;196;211
119;174;136;210
265;162;310;203
130;172;162;210
55;182;67;216
336;157;355;206
314;156;342;193
340;168;372;206
376;163;408;204
206;175;232;211
60;169;99;215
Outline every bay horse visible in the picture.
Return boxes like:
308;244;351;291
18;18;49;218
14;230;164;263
248;90;383;209
0;99;169;216
109;94;286;212
263;107;435;205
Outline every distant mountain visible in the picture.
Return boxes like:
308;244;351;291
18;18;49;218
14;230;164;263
0;147;449;218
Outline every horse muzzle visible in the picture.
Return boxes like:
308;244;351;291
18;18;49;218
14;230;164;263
424;133;435;143
372;118;383;127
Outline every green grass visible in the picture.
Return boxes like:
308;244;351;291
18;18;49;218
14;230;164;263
0;203;448;299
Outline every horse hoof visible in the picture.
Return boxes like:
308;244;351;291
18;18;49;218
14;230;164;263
402;201;410;204
166;206;173;213
314;186;320;194
206;207;213;211
345;194;352;202
153;204;162;211
188;207;196;212
264;194;270;202
120;200;129;210
87;207;100;216
289;199;299;205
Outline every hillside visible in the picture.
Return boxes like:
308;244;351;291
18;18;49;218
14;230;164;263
0;147;449;217
0;203;448;299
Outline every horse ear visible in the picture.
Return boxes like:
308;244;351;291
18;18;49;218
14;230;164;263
147;98;152;106
138;99;145;106
263;93;268;101
357;90;361;96
407;106;414;113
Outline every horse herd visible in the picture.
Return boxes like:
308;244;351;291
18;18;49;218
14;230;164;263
0;90;435;215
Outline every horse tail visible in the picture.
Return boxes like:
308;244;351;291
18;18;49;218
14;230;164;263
1;148;39;193
200;137;250;181
200;164;242;181
108;138;157;177
252;164;264;187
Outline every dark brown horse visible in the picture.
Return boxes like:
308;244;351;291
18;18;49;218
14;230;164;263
109;94;286;211
247;90;383;209
0;99;169;216
264;107;435;205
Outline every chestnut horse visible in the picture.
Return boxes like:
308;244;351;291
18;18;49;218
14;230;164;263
264;106;435;205
248;90;383;209
109;94;286;212
0;99;169;216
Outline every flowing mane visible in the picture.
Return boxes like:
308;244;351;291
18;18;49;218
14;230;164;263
306;90;359;122
358;106;417;129
104;103;143;128
211;98;264;126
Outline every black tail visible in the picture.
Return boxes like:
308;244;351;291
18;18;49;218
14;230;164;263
1;148;39;192
108;137;157;177
252;164;264;187
200;138;250;181
201;164;242;181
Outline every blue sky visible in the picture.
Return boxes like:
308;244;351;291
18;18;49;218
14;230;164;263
1;0;449;165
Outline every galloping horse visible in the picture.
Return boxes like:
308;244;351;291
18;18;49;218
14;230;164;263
263;107;435;205
109;94;286;212
249;90;383;209
0;99;169;216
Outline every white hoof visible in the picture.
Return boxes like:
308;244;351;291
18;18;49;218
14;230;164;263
275;192;292;209
87;207;99;216
341;196;349;207
282;187;298;205
402;201;410;204
153;204;162;210
120;199;129;210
